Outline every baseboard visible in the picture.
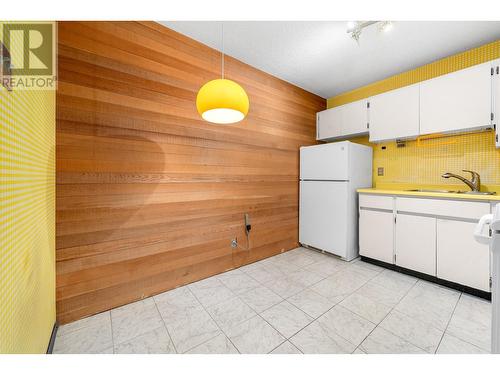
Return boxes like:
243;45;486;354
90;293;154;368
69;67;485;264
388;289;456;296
360;256;491;301
46;321;59;354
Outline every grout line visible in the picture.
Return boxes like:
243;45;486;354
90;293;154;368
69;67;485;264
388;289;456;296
110;299;173;353
267;340;304;354
266;339;298;354
254;304;290;351
184;332;234;354
187;284;243;354
433;292;462;354
443;331;490;353
109;311;115;354
153;297;179;354
251;293;284;315
361;278;467;354
188;252;318;354
312;267;385;349
187;248;319;353
289;340;304;354
272;339;304;354
278;261;384;352
254;313;287;353
353;274;419;353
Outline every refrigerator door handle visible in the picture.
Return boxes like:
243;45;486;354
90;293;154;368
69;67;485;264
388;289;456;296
475;214;493;244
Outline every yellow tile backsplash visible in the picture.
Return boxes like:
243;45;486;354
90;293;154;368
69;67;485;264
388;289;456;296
327;39;500;193
350;131;500;193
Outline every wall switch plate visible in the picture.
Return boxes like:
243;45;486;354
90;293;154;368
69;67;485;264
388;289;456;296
377;167;384;176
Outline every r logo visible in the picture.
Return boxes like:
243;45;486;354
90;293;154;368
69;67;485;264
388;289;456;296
3;23;53;76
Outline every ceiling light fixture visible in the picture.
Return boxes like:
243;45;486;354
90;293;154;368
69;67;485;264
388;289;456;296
346;21;393;44
196;23;250;124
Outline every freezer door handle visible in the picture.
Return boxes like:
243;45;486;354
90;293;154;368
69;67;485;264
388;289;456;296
474;213;493;244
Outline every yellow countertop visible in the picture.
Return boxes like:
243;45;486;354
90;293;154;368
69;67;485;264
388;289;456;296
357;188;500;202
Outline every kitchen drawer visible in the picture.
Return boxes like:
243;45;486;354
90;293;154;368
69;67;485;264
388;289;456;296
359;194;394;211
396;197;490;220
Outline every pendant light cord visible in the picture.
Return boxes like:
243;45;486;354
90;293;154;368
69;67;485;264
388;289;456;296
221;22;224;79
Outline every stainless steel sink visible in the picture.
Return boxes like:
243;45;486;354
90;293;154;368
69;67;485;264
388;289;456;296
405;189;496;195
456;191;497;195
405;189;457;193
405;171;498;196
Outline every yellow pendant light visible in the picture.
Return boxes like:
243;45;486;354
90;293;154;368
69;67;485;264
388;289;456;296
196;23;249;124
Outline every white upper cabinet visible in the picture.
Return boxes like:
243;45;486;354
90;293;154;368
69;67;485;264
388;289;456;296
317;99;368;141
420;61;493;135
368;84;420;142
342;100;369;135
318;60;496;143
493;59;500;148
317;106;342;140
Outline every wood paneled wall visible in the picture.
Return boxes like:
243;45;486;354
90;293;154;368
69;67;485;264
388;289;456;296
56;21;325;324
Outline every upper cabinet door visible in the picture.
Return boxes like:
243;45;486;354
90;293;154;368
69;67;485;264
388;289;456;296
420;62;492;135
368;84;420;142
342;100;369;136
317;107;343;140
316;99;368;141
493;59;500;148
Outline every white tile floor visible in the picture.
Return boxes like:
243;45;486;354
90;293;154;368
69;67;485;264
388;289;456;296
53;247;492;354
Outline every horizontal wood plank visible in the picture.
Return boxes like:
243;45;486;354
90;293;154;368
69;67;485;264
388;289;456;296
56;21;324;323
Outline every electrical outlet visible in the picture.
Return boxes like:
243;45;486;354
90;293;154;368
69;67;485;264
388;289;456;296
377;167;384;176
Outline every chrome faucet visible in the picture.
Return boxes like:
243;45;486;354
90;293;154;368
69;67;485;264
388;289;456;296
441;170;481;192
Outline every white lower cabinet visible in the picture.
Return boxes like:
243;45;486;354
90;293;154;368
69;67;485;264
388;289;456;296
437;219;490;292
395;214;436;276
359;209;394;264
359;193;492;292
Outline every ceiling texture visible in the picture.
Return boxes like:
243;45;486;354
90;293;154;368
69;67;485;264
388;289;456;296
161;21;500;99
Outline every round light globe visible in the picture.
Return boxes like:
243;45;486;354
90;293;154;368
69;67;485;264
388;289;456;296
196;79;249;124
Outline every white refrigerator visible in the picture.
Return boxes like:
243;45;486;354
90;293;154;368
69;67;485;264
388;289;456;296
299;141;372;261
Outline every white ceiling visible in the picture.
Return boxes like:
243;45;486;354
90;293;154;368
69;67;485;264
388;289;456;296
161;21;500;99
